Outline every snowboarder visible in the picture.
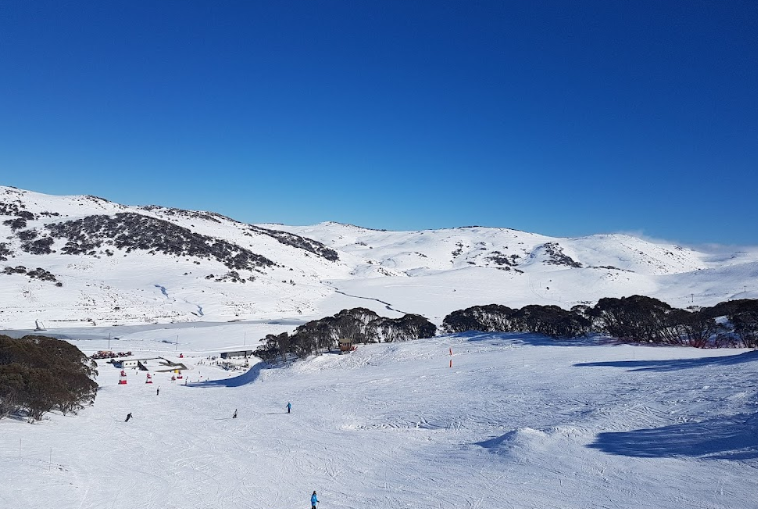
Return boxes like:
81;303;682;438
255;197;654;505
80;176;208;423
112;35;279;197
156;387;160;396
311;490;319;509
233;409;238;419
125;412;132;422
287;402;292;414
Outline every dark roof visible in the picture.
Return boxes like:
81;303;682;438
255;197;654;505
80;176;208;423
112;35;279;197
220;350;254;358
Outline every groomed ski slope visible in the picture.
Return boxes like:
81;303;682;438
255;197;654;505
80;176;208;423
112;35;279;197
2;331;758;509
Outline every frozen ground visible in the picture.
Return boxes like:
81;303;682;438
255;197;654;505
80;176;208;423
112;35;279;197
2;327;757;509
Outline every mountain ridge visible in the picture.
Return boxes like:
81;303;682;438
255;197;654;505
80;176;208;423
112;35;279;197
1;185;756;330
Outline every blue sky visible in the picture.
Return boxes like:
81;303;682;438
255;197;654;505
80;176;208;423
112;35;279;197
1;1;756;245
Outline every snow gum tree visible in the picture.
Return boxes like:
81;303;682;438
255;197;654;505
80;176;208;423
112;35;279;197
0;335;98;422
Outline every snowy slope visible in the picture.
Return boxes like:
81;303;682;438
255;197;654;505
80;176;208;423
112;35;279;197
3;187;758;509
0;187;351;329
266;223;707;276
2;186;758;331
267;222;758;320
1;328;756;509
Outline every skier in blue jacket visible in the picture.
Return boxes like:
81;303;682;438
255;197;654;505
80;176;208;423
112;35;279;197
311;490;319;509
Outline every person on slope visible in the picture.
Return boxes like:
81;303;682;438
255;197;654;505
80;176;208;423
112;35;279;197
311;490;319;509
287;401;292;414
233;409;238;419
125;412;133;422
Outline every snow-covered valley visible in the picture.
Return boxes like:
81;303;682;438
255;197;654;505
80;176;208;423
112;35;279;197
1;327;757;509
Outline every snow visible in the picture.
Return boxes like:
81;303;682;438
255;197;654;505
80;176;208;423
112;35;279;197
2;187;758;330
2;329;757;509
2;186;758;508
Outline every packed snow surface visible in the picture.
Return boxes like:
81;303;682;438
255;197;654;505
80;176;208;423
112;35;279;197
2;325;757;509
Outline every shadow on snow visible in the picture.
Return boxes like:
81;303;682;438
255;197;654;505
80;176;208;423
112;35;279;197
474;429;524;450
575;350;758;372
187;362;268;388
457;331;602;347
587;414;758;460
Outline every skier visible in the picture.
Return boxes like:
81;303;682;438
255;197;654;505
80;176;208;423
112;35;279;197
233;409;238;419
156;387;160;396
287;402;292;414
125;412;133;422
311;490;319;509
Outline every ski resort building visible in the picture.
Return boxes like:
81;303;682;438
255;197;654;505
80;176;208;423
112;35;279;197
112;357;186;372
219;350;254;360
113;357;160;370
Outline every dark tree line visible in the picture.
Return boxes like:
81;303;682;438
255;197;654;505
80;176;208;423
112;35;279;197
443;303;592;338
3;265;60;284
442;296;758;348
0;335;98;422
141;205;340;261
256;307;437;361
248;225;340;261
44;212;275;271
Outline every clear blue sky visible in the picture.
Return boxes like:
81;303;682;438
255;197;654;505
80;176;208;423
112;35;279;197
1;1;756;245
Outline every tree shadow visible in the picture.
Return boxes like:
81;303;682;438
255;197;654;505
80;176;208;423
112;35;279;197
457;331;599;347
588;414;758;460
575;350;758;372
187;362;268;388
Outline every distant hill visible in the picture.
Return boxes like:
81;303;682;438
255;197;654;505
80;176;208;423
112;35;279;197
1;185;757;330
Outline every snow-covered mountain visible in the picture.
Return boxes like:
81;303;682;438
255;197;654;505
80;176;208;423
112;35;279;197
2;330;757;509
2;185;757;330
2;186;758;509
